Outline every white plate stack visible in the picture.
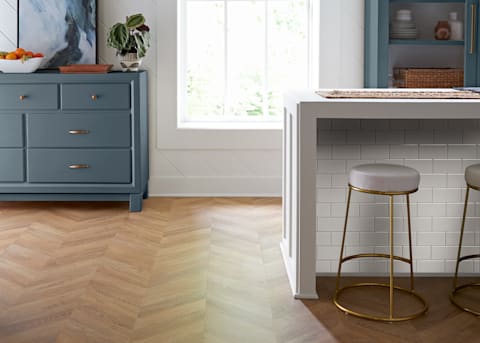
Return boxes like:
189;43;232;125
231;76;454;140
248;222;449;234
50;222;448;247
390;9;417;39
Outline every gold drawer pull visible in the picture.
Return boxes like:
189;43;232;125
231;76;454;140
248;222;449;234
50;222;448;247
69;164;90;169
68;130;90;135
91;95;98;100
19;95;27;100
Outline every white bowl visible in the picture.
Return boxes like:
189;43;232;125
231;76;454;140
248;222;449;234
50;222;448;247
0;57;43;73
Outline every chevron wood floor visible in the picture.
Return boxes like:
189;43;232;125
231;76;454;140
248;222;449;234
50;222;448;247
0;198;478;343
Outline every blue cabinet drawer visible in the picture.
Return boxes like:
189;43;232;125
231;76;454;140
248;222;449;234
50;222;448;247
0;115;23;147
28;149;131;183
27;113;131;148
61;83;131;110
0;84;58;110
0;149;24;182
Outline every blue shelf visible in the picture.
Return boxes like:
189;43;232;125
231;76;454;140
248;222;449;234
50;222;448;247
390;39;465;45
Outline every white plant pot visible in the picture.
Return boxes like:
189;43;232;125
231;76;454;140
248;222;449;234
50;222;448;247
118;53;143;72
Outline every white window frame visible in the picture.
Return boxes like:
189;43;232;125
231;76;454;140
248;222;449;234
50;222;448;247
177;0;319;128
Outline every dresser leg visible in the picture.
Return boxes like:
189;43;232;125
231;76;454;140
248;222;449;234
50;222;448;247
129;194;143;212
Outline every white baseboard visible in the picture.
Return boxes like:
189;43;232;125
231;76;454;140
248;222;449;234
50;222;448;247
149;176;282;196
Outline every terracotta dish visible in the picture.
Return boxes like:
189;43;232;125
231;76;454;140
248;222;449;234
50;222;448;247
58;64;113;73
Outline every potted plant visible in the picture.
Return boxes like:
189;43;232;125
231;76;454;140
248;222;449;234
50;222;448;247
107;13;151;71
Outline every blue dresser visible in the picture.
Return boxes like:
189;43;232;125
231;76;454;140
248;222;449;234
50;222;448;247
0;71;149;211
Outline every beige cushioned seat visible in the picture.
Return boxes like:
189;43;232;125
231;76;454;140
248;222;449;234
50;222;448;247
465;164;480;187
349;163;420;193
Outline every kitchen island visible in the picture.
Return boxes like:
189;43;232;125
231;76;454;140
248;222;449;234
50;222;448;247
282;90;480;299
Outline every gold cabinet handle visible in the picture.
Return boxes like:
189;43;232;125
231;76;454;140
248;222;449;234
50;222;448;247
69;164;90;169
19;95;26;100
91;95;98;100
470;4;477;54
68;130;90;135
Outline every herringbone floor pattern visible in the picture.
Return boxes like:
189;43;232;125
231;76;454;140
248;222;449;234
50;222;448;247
0;198;478;342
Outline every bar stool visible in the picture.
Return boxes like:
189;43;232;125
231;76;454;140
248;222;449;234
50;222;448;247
334;163;428;322
451;164;480;316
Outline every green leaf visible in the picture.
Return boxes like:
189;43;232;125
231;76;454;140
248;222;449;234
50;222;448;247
126;14;145;30
107;23;129;50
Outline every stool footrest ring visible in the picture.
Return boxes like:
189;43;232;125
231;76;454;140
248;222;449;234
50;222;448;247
458;254;480;263
341;253;411;264
334;283;428;322
450;283;480;316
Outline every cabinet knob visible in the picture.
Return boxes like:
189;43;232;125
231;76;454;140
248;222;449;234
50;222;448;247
69;164;90;169
91;95;98;100
19;95;26;101
68;130;90;135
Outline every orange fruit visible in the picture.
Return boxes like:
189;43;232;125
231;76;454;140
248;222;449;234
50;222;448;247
5;53;17;60
0;56;5;59
15;48;25;57
25;51;33;58
33;52;44;58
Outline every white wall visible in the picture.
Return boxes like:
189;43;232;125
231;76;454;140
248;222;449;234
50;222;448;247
0;0;365;196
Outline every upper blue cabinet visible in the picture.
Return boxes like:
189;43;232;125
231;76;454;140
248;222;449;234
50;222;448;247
365;0;479;87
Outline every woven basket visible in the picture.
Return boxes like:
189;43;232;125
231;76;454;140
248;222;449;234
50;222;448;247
393;68;464;88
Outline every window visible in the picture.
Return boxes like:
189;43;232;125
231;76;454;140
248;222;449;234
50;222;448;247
178;0;319;125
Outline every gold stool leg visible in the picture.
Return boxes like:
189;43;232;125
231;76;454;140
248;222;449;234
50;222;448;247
389;195;394;320
336;186;352;292
453;186;469;290
406;194;415;291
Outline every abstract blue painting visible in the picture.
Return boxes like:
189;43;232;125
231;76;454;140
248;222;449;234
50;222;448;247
18;0;96;68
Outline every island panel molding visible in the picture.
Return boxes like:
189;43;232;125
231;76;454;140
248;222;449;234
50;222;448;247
0;71;149;212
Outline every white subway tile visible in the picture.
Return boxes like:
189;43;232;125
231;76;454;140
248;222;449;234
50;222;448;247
360;145;389;160
316;145;332;159
446;232;473;246
419;144;447;159
432;188;462;203
332;202;360;217
316;232;332;246
405;129;434;144
421;174;447;188
446;203;476;217
376;130;405;144
447;145;477;159
411;217;432;232
346;246;375;256
346;130;375;144
317;160;346;173
317;188;346;203
316;246;341;260
420;119;448;129
333;260;359;273
332;119;361;130
374;217;405;232
410;188;433;203
361;119;389;129
463;129;480;144
359;232;389;246
418;203;446;217
433;159;463;173
360;203;388;217
405;246;432;260
391;119;420;130
434;129;463;144
317;119;332;130
332;231;360;246
464;217;480;231
445;260;474;273
393;232;409;245
332;174;348;187
404;159;433;173
432;217;461;233
316;260;331;273
359;260;387;273
332;145;361;160
316;203;331;217
447;174;466;188
347;217;375;232
318;130;346;144
346;159;375;171
417;232;446;246
462;159;480;170
389;144;419;159
448;119;478;129
431;246;458;259
316;174;332;187
417;260;445;273
374;246;403;256
317;217;345;232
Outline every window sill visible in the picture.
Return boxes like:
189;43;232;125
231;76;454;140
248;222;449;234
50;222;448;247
177;121;283;130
